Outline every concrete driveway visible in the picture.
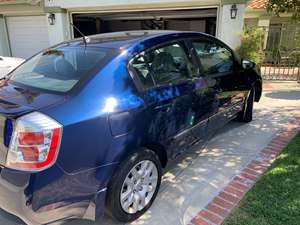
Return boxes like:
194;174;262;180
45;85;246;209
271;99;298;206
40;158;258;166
1;81;300;225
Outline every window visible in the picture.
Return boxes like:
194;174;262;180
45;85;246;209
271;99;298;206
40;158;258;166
192;40;233;76
9;47;117;93
131;42;197;88
131;53;155;89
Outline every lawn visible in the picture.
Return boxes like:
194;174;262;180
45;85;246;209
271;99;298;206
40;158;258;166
223;133;300;225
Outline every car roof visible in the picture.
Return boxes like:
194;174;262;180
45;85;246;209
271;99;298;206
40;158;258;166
62;30;212;50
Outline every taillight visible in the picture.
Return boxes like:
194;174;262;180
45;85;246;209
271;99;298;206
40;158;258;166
6;112;62;172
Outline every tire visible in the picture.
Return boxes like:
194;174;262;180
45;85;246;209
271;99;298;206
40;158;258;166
237;88;255;123
106;149;162;222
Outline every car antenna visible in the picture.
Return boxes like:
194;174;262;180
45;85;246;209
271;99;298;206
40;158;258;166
70;23;88;47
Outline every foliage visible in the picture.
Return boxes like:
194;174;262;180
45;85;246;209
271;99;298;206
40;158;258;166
224;132;300;225
292;34;300;65
266;0;300;21
237;28;265;66
295;33;300;49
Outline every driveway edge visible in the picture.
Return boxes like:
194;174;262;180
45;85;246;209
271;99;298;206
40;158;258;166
188;114;300;225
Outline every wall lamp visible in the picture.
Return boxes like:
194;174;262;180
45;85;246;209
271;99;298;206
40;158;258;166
48;13;56;25
231;4;238;19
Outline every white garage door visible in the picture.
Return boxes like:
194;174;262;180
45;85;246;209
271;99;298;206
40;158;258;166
6;16;50;59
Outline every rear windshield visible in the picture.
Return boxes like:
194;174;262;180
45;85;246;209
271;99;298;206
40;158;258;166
8;46;117;93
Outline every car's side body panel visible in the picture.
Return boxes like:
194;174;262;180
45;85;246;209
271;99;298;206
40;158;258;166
0;31;262;224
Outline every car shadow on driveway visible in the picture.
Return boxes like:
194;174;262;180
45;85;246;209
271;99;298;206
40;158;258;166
265;90;300;100
0;209;24;225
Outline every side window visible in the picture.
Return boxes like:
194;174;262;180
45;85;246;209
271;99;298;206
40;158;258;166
192;40;234;76
131;54;154;89
131;42;198;88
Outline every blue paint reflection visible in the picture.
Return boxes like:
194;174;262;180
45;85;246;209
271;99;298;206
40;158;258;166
102;94;144;113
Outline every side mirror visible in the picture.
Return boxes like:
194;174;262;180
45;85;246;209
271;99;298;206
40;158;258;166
242;59;255;70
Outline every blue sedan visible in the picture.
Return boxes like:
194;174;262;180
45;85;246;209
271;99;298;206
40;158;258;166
0;31;262;224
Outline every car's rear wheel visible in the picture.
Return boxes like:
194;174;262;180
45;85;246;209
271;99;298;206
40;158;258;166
237;88;255;123
106;149;162;222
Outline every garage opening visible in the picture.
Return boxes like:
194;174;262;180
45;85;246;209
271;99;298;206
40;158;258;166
72;8;217;38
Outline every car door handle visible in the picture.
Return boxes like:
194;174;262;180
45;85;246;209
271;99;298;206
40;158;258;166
154;103;172;112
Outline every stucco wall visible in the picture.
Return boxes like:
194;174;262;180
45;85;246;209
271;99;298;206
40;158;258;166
47;12;71;46
217;3;245;49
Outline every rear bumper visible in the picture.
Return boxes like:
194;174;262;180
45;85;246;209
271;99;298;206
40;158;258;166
0;163;115;225
0;180;93;225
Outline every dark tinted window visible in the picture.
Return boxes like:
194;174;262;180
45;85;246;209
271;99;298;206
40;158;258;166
9;47;116;93
131;54;154;89
131;42;197;88
192;40;233;76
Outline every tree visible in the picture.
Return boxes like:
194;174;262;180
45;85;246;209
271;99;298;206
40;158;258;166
266;0;300;20
237;28;265;65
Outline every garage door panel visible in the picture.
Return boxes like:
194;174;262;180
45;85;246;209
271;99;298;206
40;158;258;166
6;16;50;59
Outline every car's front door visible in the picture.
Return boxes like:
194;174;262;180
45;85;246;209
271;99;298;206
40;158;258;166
130;41;200;158
191;38;244;132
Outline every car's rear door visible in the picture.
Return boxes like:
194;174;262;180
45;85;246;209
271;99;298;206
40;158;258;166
129;41;200;158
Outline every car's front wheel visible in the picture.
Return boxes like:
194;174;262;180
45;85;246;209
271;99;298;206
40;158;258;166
106;149;162;222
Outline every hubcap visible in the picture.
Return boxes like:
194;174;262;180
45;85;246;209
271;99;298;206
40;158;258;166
120;160;158;214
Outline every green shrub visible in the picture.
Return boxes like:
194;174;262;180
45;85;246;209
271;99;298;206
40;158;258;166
237;28;265;66
295;33;300;49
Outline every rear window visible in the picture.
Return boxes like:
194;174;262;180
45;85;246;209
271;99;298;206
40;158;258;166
8;47;117;93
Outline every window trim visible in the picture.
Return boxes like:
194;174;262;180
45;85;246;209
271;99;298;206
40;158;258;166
128;39;199;92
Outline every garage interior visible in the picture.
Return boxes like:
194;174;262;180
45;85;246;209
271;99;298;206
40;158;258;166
72;8;217;38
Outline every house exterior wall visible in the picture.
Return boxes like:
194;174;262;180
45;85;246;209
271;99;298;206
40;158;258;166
244;4;297;51
46;12;71;46
0;0;248;58
217;3;246;49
